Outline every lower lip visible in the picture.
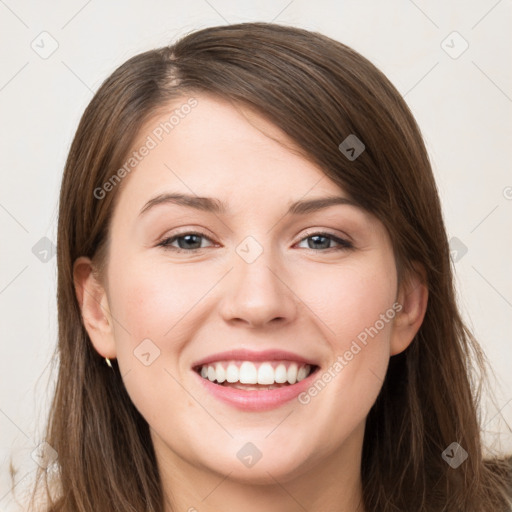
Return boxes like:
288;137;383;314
193;368;318;411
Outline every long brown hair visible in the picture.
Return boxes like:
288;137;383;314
29;22;511;511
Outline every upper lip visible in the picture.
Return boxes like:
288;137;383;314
191;349;319;369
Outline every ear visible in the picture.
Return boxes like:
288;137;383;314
73;256;117;359
390;262;429;356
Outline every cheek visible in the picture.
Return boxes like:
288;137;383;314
293;260;396;421
105;256;206;401
301;258;397;350
108;248;397;376
109;256;210;343
106;258;204;431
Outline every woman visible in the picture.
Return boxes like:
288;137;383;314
30;22;511;511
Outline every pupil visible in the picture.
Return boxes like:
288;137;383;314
179;234;201;249
309;235;329;249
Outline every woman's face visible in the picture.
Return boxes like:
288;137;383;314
85;93;415;485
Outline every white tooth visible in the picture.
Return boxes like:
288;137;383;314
297;364;309;382
226;363;239;383
215;363;226;383
274;364;288;383
287;363;298;384
239;361;258;384
257;362;275;385
200;366;208;378
207;365;216;381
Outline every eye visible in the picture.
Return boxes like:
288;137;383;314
296;231;353;252
157;230;354;253
157;231;215;253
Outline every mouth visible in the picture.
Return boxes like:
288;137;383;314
193;360;319;390
191;349;321;411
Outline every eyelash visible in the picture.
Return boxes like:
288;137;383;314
157;230;354;253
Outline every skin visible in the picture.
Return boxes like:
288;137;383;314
74;93;428;512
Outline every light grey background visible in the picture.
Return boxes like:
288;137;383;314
1;1;511;509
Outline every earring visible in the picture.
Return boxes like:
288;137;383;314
105;357;113;368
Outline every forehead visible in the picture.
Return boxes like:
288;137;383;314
112;94;352;217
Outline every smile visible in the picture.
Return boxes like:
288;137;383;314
195;360;315;387
191;349;321;411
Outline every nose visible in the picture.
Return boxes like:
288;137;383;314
218;248;299;329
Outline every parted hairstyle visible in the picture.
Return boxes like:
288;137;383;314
28;21;511;512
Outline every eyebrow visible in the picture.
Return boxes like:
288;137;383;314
138;192;361;217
